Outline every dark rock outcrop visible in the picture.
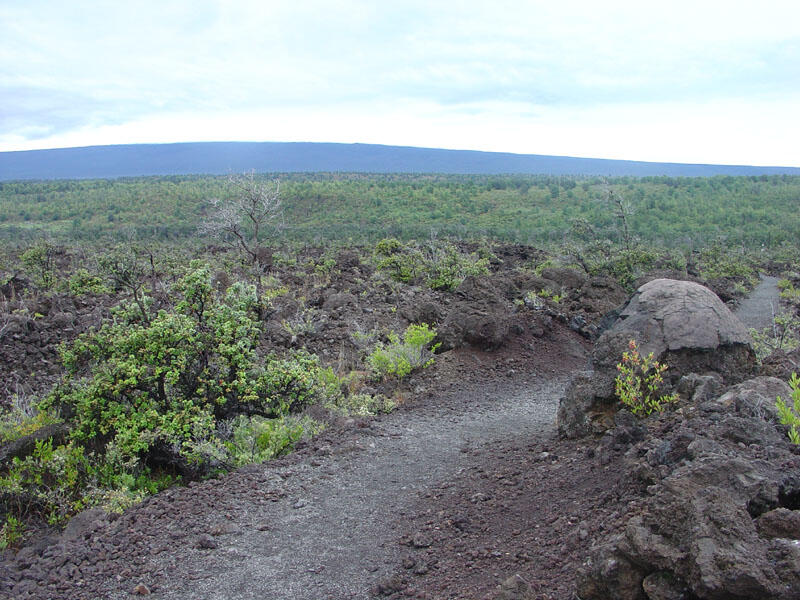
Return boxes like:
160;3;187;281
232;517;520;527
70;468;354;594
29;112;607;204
575;374;800;599
436;276;512;351
557;279;756;438
610;278;755;383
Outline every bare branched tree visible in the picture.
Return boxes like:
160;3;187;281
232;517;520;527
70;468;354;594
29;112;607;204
201;171;284;269
603;184;636;251
98;245;152;325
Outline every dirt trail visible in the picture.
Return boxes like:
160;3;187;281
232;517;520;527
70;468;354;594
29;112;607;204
1;322;589;600
734;275;780;331
133;376;569;600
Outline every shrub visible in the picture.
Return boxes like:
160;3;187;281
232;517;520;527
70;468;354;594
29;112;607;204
367;323;440;380
778;279;800;308
0;439;95;524
615;339;677;417
0;407;60;444
425;243;490;291
2;264;335;527
20;241;56;289
374;237;403;256
374;243;426;284
697;242;757;284
0;516;24;549
776;372;800;445
220;414;320;467
41;264;324;473
749;312;800;361
375;239;490;290
68;268;108;295
257;350;332;415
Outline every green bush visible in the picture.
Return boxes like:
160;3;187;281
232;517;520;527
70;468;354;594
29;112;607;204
0;516;24;549
375;239;490;290
615;339;677;417
41;263;327;473
776;373;800;445
367;323;440;380
68;268;108;295
375;243;426;284
20;241;56;289
0;396;60;444
778;279;800;308
0;439;95;524
257;350;333;415
221;414;320;467
426;243;490;291
1;263;338;527
697;242;757;284
375;237;403;256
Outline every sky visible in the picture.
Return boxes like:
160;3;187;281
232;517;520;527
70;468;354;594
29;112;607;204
1;1;799;166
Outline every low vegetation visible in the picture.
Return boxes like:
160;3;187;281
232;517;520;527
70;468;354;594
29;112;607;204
2;173;800;246
776;373;800;445
366;323;440;380
615;339;678;417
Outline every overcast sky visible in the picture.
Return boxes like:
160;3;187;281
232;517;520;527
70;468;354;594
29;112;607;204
1;1;799;166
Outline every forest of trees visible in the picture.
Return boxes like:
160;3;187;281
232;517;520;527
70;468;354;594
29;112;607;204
0;173;798;249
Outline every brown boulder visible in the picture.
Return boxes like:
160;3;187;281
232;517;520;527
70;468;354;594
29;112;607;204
611;278;755;383
756;508;800;540
558;279;756;439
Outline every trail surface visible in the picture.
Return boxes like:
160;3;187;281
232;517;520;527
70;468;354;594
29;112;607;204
2;330;589;600
146;377;569;600
734;275;780;331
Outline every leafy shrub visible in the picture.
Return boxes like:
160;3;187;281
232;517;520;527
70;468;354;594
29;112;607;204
41;264;324;473
425;243;490;291
221;414;320;467
0;439;95;524
750;312;800;361
375;239;489;290
776;372;800;445
367;323;440;380
20;241;56;289
615;339;677;416
374;243;426;284
0;406;60;444
564;238;660;290
601;247;659;289
325;393;396;417
68;268;108;295
2;264;337;527
0;516;24;549
375;237;403;256
697;242;757;284
778;279;800;308
257;350;333;415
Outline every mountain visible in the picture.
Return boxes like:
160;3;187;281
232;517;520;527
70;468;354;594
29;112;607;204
1;141;798;180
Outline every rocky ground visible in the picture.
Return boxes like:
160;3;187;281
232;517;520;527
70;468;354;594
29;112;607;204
1;324;599;600
1;247;796;600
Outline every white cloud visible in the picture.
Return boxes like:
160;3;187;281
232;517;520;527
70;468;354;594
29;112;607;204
1;0;799;165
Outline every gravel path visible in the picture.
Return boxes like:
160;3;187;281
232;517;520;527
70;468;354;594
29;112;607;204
734;275;781;331
2;348;578;600
141;376;569;600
